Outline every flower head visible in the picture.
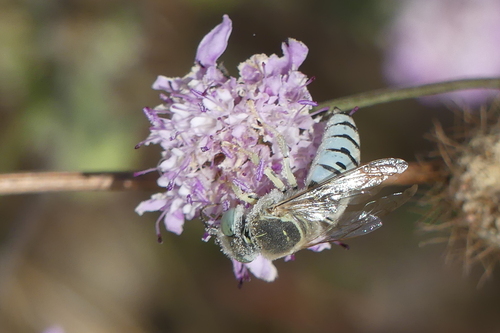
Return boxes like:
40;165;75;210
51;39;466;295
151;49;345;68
136;15;318;281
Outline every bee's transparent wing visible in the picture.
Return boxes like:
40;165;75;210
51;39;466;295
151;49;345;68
274;158;415;248
277;158;409;217
311;184;417;244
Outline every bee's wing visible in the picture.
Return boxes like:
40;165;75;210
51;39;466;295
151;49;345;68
310;184;417;244
277;158;409;211
273;158;415;247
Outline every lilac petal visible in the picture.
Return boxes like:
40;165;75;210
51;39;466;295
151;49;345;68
133;167;157;177
308;243;331;252
246;255;278;282
310;106;329;117
232;260;251;282
142;107;158;123
232;178;252;193
231;124;247;138
152;75;185;92
349;106;359;116
196;15;232;67
152;75;171;90
164;208;185;235
201;231;211;242
298;99;317;106
255;159;265;182
221;145;234;159
135;196;167;215
282;38;309;71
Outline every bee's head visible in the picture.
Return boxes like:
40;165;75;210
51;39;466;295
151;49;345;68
217;205;260;263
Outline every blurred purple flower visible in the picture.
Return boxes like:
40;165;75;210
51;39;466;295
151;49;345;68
136;15;318;281
42;326;65;333
382;0;500;106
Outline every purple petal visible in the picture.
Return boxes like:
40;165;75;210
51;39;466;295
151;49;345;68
133;167;157;177
232;260;251;282
255;159;265;182
196;15;232;67
232;178;252;193
152;75;184;92
308;243;331;252
135;196;167;215
142;107;157;123
298;99;318;106
164;208;185;235
201;231;211;242
246;255;278;282
282;38;309;71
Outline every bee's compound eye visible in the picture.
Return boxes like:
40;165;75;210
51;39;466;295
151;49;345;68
220;208;236;236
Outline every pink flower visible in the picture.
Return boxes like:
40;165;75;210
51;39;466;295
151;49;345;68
136;15;319;282
42;326;65;333
382;0;500;106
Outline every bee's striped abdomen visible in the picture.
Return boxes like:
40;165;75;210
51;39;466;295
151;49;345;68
305;108;360;187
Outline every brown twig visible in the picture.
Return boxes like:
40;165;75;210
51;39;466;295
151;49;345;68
386;161;447;186
0;171;159;195
0;161;445;195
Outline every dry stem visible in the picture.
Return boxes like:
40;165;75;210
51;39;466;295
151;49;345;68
0;171;159;195
0;161;444;195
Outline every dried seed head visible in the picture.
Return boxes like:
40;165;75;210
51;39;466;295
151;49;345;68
423;102;500;285
456;131;500;248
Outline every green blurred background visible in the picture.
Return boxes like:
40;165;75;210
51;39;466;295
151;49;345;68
1;1;499;332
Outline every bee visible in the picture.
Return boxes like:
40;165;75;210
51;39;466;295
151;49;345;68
212;108;416;263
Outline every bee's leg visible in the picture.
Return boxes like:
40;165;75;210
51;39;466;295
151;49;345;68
332;241;350;250
262;169;286;192
265;124;298;190
230;182;259;204
221;141;286;192
247;101;298;190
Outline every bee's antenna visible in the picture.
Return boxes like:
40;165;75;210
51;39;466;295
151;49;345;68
221;142;286;192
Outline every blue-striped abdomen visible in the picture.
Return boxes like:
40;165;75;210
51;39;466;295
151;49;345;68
305;108;360;187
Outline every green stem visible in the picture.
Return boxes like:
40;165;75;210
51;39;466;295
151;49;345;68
317;78;500;113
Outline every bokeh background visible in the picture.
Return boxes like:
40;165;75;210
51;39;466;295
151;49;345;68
1;0;500;332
